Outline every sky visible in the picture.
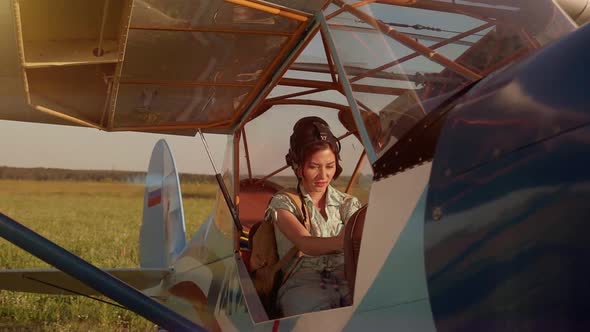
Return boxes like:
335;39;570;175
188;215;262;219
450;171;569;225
0;120;227;174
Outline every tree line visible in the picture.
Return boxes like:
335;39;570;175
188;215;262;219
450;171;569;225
0;166;373;186
0;166;215;183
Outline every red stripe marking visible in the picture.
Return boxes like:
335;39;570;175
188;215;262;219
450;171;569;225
273;319;280;332
147;188;162;207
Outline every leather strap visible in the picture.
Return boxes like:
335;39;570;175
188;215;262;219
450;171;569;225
274;189;309;282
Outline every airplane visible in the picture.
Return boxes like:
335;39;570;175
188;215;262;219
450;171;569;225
1;0;590;331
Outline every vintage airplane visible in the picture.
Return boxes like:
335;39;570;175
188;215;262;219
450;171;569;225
1;0;590;331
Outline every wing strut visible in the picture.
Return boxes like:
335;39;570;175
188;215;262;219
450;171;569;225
22;275;127;309
198;130;244;238
0;212;205;332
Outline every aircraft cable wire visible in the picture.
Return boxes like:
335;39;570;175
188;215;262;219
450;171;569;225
22;275;128;310
355;19;487;36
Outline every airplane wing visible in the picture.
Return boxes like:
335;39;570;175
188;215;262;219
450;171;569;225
0;0;325;135
0;268;169;295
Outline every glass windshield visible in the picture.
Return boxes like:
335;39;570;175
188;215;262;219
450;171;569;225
324;0;576;158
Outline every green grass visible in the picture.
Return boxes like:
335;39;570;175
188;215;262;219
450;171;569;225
0;179;370;330
0;180;217;331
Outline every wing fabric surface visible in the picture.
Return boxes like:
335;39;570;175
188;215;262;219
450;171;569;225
0;0;324;134
0;268;169;295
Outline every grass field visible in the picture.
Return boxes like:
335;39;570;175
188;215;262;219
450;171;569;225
0;178;370;331
0;180;217;331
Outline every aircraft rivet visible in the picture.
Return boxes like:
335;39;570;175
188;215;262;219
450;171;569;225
394;151;398;156
408;138;413;142
432;207;443;221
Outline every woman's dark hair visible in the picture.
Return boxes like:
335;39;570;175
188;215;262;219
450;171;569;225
285;116;342;179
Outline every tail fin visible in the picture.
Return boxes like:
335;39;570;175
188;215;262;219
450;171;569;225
140;139;187;268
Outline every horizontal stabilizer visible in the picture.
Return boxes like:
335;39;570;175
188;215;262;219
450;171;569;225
0;268;169;295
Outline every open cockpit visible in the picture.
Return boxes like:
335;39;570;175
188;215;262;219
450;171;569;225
183;0;578;322
231;107;374;321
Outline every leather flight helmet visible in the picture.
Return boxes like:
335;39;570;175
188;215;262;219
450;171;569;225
285;116;343;179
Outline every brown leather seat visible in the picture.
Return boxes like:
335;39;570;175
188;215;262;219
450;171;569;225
238;179;283;270
343;205;368;299
239;179;283;231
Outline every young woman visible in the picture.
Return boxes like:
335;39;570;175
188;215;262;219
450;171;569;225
264;116;362;316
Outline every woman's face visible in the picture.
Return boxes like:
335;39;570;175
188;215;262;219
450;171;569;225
300;147;337;195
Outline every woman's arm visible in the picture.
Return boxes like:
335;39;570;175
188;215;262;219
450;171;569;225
275;208;343;256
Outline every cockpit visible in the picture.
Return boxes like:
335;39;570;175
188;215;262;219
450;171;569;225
193;0;578;322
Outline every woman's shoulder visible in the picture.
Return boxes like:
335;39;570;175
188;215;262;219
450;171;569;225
265;189;302;222
269;189;295;205
267;188;301;212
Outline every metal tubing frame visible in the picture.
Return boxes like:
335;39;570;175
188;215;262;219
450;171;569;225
291;62;430;83
519;28;541;49
233;130;241;204
118;80;254;88
0;213;204;332
129;25;293;36
254;131;356;185
113;119;232;132
254;165;290;185
376;0;510;20
107;0;134;130
279;77;410;95
233;130;242;251
266;87;329;102
242;128;253;180
320;28;338;83
349;21;496;83
333;0;482;81
34;105;101;129
329;23;476;47
346;150;367;194
198;130;244;237
233;19;313;131
319;11;378;162
224;0;310;22
264;98;350;111
326;0;377;20
234;16;320;132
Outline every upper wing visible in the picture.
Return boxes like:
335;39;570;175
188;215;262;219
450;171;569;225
0;0;324;134
0;268;169;295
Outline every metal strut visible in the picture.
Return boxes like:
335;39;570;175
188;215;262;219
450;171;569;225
0;212;205;332
197;130;244;237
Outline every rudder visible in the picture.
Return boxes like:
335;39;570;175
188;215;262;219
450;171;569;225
140;139;187;268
